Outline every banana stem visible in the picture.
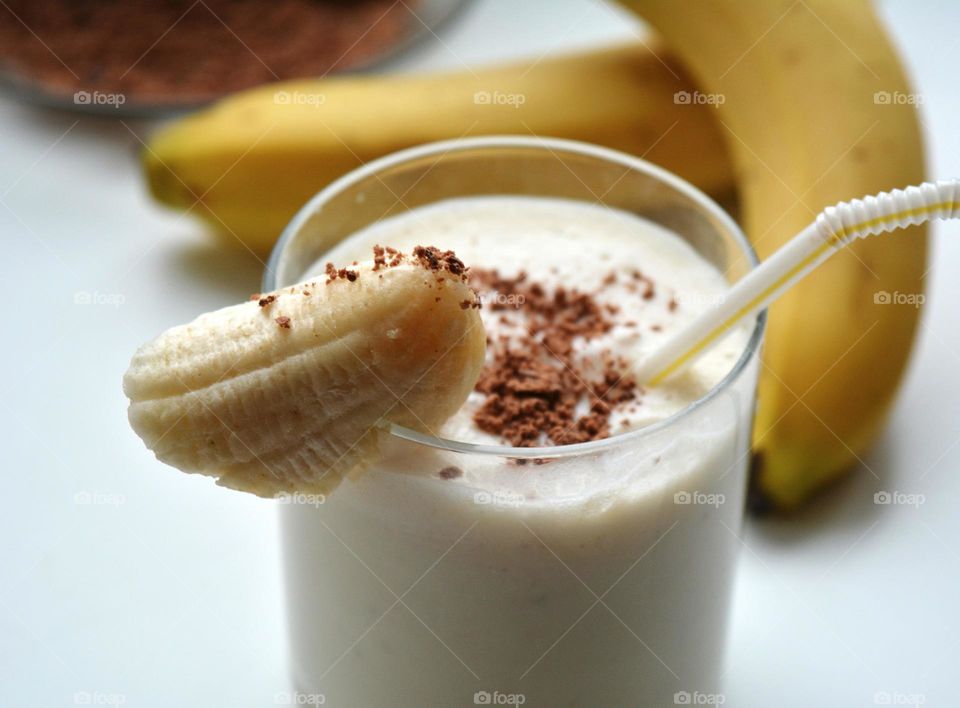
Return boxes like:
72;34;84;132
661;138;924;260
638;180;960;385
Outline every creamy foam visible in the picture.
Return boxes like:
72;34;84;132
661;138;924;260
308;195;749;445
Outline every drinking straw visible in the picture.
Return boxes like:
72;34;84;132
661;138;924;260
637;180;960;386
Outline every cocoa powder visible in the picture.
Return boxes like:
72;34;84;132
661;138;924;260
0;0;418;104
469;268;639;447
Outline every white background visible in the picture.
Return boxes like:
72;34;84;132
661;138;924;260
1;0;959;705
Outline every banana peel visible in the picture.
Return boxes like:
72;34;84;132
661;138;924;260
142;43;734;254
617;0;927;510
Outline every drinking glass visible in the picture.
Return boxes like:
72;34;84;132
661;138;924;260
264;136;765;707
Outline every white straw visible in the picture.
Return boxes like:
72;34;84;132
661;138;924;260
637;179;960;386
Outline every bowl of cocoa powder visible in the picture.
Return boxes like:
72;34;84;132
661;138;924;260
0;0;465;117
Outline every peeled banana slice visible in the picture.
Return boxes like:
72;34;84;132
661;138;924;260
124;250;486;498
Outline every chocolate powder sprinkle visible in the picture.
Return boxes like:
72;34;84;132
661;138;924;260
469;268;638;446
258;295;276;308
275;316;291;329
324;262;337;283
413;245;468;278
372;245;387;271
324;245;472;285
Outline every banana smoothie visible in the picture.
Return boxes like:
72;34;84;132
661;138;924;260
283;196;758;707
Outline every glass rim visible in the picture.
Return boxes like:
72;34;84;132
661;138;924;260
264;135;766;460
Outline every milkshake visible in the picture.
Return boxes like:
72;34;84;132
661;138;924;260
278;173;760;705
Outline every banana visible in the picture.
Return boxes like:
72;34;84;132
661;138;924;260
123;249;486;498
617;0;927;509
142;43;734;253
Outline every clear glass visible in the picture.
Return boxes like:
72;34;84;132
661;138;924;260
265;137;765;707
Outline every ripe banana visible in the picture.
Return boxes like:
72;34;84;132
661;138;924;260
617;0;927;509
123;251;486;497
142;43;734;253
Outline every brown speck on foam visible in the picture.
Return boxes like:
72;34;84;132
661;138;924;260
630;269;656;300
438;466;462;480
258;295;276;308
275;316;291;329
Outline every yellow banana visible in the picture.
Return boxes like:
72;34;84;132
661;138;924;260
617;0;927;509
143;43;733;254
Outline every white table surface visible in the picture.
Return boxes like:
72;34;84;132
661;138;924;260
1;0;958;705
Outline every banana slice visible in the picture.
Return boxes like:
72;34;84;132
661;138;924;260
124;250;486;497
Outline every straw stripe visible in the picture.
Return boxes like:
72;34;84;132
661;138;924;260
823;199;959;246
